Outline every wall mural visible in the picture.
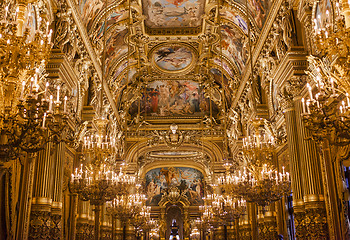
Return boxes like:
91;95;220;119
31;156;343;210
145;167;204;206
235;0;271;29
142;0;205;28
153;45;193;72
219;25;248;74
128;80;218;117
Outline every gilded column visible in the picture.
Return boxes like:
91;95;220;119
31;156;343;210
280;79;306;239
28;142;53;240
51;142;65;239
294;96;329;239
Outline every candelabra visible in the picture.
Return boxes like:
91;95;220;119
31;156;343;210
313;1;350;94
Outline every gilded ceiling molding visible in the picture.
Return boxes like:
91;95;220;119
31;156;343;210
125;140;224;164
65;0;121;124
232;0;287;108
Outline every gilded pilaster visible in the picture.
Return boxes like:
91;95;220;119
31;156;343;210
294;96;329;239
51;142;65;239
29;143;53;240
280;86;306;238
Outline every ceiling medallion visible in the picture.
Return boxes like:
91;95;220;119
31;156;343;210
150;43;197;74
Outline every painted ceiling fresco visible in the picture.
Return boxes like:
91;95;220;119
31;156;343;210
234;0;271;29
142;0;205;28
128;80;219;117
218;24;248;74
90;9;128;39
153;45;193;72
145;167;204;206
79;0;104;31
105;26;128;74
221;9;248;35
210;68;234;107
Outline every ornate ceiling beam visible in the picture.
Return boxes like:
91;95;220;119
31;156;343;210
65;0;121;126
231;0;286;108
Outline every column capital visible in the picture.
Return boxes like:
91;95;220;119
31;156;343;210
280;75;307;111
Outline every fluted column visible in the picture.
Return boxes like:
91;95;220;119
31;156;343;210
294;96;329;239
28;142;53;240
281;98;307;239
51;142;65;239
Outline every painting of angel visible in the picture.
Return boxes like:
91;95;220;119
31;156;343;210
154;46;193;71
145;167;204;206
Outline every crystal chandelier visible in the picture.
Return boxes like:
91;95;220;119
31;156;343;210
313;1;350;94
0;4;52;82
219;119;291;208
233;163;290;207
0;3;69;161
106;191;147;223
219;195;247;223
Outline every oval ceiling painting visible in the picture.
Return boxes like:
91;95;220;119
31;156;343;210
152;44;194;72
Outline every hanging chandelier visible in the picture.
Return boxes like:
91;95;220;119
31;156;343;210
219;195;246;223
0;3;70;161
232;163;290;207
313;1;350;94
219;119;291;208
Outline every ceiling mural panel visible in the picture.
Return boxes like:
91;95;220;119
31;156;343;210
152;45;194;72
91;9;128;39
128;80;219;117
234;0;271;29
210;68;234;107
105;27;128;73
220;9;248;35
142;0;205;28
145;167;204;206
218;24;248;74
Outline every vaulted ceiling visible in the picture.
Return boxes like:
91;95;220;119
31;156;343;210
76;0;272;116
